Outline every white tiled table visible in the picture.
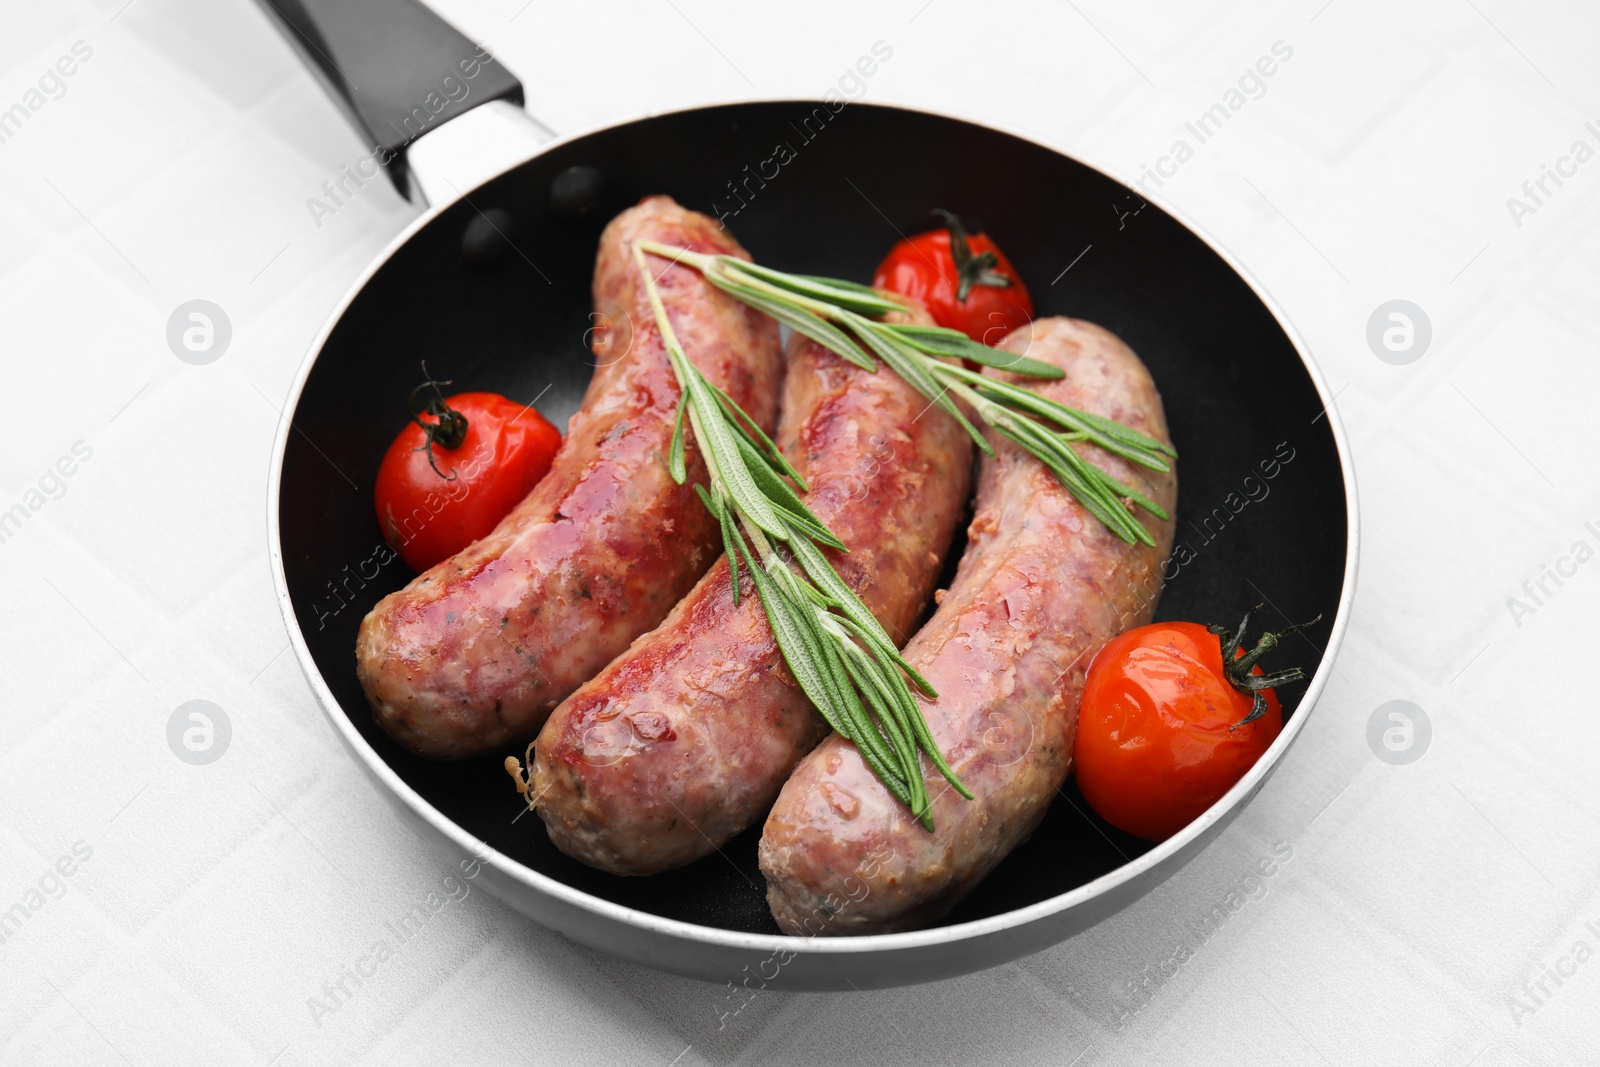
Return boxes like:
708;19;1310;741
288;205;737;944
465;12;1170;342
3;1;1597;1063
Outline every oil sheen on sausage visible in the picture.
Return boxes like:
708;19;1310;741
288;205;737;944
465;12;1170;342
356;197;782;760
759;317;1177;935
528;304;972;875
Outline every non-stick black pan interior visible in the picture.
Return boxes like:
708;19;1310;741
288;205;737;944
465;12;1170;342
278;101;1347;936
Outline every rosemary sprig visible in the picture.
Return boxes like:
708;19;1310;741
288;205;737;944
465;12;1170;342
633;245;970;829
637;240;1176;547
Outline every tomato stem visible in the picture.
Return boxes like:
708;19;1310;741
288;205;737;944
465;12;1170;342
1208;606;1322;729
408;362;469;480
933;209;1014;302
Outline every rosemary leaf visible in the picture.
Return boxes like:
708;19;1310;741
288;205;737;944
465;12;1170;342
704;270;877;371
685;378;788;539
775;572;914;807
948;367;1173;468
837;643;930;826
737;537;848;733
817;625;909;793
722;257;908;317
668;389;689;484
885;324;1065;379
791;273;899;300
1001;418;1154;546
843;314;991;453
773;505;849;553
701;374;807;488
733;435;843;550
717;495;742;605
838;650;917;794
830;611;938;705
784;533;938;698
845;631;968;799
1094;469;1171;523
793;576;844;611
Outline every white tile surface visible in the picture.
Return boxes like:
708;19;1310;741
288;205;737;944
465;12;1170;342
2;1;1595;1064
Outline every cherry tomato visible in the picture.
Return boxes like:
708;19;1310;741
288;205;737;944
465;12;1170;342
1073;611;1317;842
374;375;562;572
871;209;1034;345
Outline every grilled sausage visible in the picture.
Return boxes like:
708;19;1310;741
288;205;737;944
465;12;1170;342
759;317;1176;935
527;303;972;875
356;197;782;759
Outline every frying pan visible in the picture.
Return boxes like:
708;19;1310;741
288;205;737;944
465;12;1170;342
263;0;1357;990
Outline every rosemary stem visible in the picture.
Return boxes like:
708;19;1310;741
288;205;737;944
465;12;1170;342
634;239;715;272
628;239;975;827
716;261;845;319
635;242;763;539
925;358;999;388
743;513;777;565
942;379;995;420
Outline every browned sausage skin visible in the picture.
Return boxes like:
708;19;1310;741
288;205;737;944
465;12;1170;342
759;317;1177;935
528;302;972;876
356;197;782;760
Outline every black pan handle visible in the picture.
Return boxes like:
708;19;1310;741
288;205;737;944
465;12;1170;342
257;0;523;199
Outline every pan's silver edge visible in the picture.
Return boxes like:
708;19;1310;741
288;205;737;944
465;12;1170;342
266;95;1360;963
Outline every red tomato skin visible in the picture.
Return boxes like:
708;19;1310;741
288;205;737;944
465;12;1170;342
871;229;1034;345
1074;622;1283;842
374;392;562;572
